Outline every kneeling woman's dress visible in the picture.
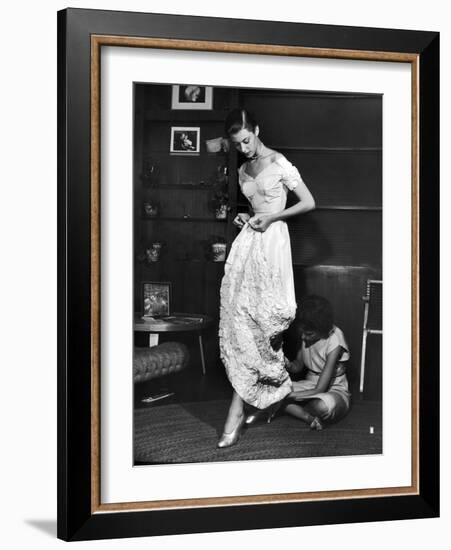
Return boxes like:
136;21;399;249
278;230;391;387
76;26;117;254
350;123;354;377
219;155;303;409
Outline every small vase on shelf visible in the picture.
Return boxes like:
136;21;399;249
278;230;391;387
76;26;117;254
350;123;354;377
143;201;159;218
142;159;159;187
214;204;228;220
204;235;227;262
211;242;227;262
209;164;229;220
145;241;164;263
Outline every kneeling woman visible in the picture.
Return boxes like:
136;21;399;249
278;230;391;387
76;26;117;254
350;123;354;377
283;295;351;430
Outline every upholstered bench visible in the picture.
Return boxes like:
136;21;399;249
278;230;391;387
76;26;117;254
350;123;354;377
133;341;190;383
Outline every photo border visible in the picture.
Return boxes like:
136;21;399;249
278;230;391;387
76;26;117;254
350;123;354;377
171;84;213;109
57;7;439;541
142;281;172;317
170;125;201;153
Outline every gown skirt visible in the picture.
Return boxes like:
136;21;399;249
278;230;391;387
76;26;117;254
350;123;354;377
218;219;297;409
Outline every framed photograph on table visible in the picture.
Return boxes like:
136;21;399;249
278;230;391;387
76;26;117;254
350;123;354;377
142;281;171;317
57;8;439;542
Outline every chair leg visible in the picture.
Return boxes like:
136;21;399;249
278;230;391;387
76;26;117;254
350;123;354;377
198;333;206;375
360;329;368;394
148;333;159;347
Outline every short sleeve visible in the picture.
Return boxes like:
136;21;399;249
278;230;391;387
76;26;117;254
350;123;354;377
325;327;350;361
276;155;303;191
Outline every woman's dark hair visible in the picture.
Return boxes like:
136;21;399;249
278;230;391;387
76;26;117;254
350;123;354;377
296;295;334;338
224;108;258;136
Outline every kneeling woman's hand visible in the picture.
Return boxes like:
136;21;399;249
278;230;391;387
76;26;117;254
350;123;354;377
249;214;274;232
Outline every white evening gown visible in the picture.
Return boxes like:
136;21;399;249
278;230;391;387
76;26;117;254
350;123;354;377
219;155;303;409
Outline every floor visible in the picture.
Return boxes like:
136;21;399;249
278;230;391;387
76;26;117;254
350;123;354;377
133;357;383;465
134;358;233;409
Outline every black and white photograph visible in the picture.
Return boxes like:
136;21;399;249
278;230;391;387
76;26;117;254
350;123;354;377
142;281;171;317
170;126;200;153
133;82;383;465
171;84;213;109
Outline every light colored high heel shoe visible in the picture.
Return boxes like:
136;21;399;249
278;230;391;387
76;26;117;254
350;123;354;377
245;410;263;425
246;400;284;426
217;414;245;448
266;401;283;424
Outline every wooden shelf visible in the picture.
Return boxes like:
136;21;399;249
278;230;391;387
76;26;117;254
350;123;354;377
140;258;226;265
145;109;228;122
235;204;381;212
140;150;227;157
317;205;382;211
142;216;228;222
272;145;382;152
240;89;382;99
140;183;215;190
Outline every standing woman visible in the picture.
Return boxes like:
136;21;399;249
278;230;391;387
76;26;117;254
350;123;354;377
218;108;315;448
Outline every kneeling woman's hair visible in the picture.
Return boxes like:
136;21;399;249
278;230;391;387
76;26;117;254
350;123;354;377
296;295;334;338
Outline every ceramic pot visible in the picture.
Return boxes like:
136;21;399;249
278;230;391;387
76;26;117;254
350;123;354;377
211;242;226;262
145;242;163;262
215;204;228;219
143;202;159;218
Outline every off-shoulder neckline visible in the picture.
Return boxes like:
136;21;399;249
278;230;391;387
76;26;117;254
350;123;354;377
241;155;286;180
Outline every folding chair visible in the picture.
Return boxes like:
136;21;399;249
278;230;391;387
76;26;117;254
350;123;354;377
359;279;383;394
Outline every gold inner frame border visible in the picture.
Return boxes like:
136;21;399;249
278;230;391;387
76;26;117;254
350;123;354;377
89;34;420;514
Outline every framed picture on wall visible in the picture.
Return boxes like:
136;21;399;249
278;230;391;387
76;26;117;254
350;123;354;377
170;126;200;153
171;84;213;109
58;8;439;542
142;281;171;317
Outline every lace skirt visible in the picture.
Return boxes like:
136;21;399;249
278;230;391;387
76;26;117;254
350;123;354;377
219;221;297;409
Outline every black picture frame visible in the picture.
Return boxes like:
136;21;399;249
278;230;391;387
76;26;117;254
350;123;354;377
57;7;439;542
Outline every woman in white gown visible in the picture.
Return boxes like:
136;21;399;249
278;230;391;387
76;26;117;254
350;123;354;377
218;109;316;448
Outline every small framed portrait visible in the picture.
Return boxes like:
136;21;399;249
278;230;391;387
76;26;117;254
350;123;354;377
170;126;200;154
171;84;213;110
142;281;171;317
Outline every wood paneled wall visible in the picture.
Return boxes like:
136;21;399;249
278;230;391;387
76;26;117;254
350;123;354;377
293;266;381;399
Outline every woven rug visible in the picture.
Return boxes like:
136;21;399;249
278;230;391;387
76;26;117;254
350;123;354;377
134;399;382;464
